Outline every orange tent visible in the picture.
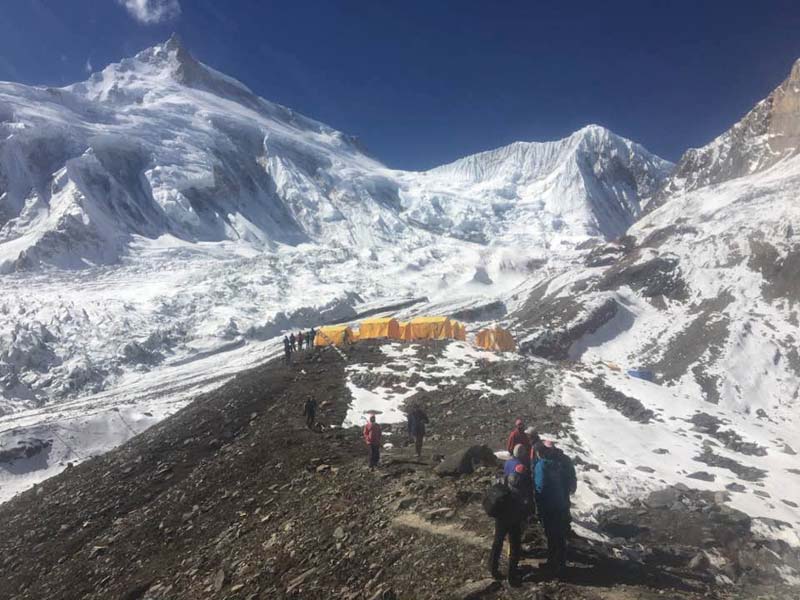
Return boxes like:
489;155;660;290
314;325;354;347
407;316;452;340
475;326;515;352
452;321;467;341
358;317;401;340
397;321;413;341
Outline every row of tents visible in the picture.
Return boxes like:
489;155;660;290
313;316;516;352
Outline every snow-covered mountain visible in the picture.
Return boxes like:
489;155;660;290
0;35;669;276
0;36;669;413
2;38;799;566
400;125;671;246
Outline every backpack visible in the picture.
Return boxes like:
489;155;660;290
482;482;512;517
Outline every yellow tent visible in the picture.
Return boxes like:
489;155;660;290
397;321;413;341
358;317;401;340
452;321;467;341
407;316;452;340
314;325;354;347
475;327;515;352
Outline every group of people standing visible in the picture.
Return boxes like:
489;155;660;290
283;329;316;364
356;409;575;583
491;418;576;582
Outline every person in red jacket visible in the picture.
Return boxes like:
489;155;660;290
506;418;531;465
363;415;382;469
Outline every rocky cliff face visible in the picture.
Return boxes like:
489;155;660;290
661;58;800;196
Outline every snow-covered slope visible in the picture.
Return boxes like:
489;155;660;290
508;59;800;550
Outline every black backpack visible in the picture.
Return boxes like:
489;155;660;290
482;482;512;517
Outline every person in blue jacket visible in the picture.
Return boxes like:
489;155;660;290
533;442;570;576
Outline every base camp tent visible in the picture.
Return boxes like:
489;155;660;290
452;321;467;341
314;325;354;347
398;321;412;341
358;317;401;340
475;326;515;352
407;316;452;340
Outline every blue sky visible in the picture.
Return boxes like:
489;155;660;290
2;1;800;170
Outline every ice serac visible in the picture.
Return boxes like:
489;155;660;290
662;57;800;196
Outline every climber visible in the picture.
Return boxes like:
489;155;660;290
525;427;541;464
296;332;303;351
303;396;317;429
407;403;429;459
505;446;535;517
363;414;382;469
306;329;314;349
506;419;531;464
488;469;528;584
283;335;292;365
548;440;577;533
289;332;297;352
533;442;570;577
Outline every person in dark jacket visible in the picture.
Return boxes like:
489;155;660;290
303;396;317;429
306;329;314;348
363;415;382;469
297;332;304;351
534;442;570;576
289;333;296;352
506;444;535;518
283;336;292;365
407;404;429;459
488;468;527;583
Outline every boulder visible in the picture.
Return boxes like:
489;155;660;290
434;446;498;476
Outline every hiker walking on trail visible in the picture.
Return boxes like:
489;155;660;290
283;335;292;365
534;442;570;577
306;329;314;348
506;419;531;464
289;332;297;352
296;332;303;351
363;415;382;469
486;468;527;584
407;404;429;459
303;396;317;429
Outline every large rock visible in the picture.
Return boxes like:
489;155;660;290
435;446;498;476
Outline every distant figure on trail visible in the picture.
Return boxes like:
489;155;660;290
306;329;314;348
303;396;317;429
296;331;304;351
407;404;429;459
506;419;531;464
363;415;382;469
283;336;292;365
487;469;527;584
534;442;570;577
289;333;297;352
